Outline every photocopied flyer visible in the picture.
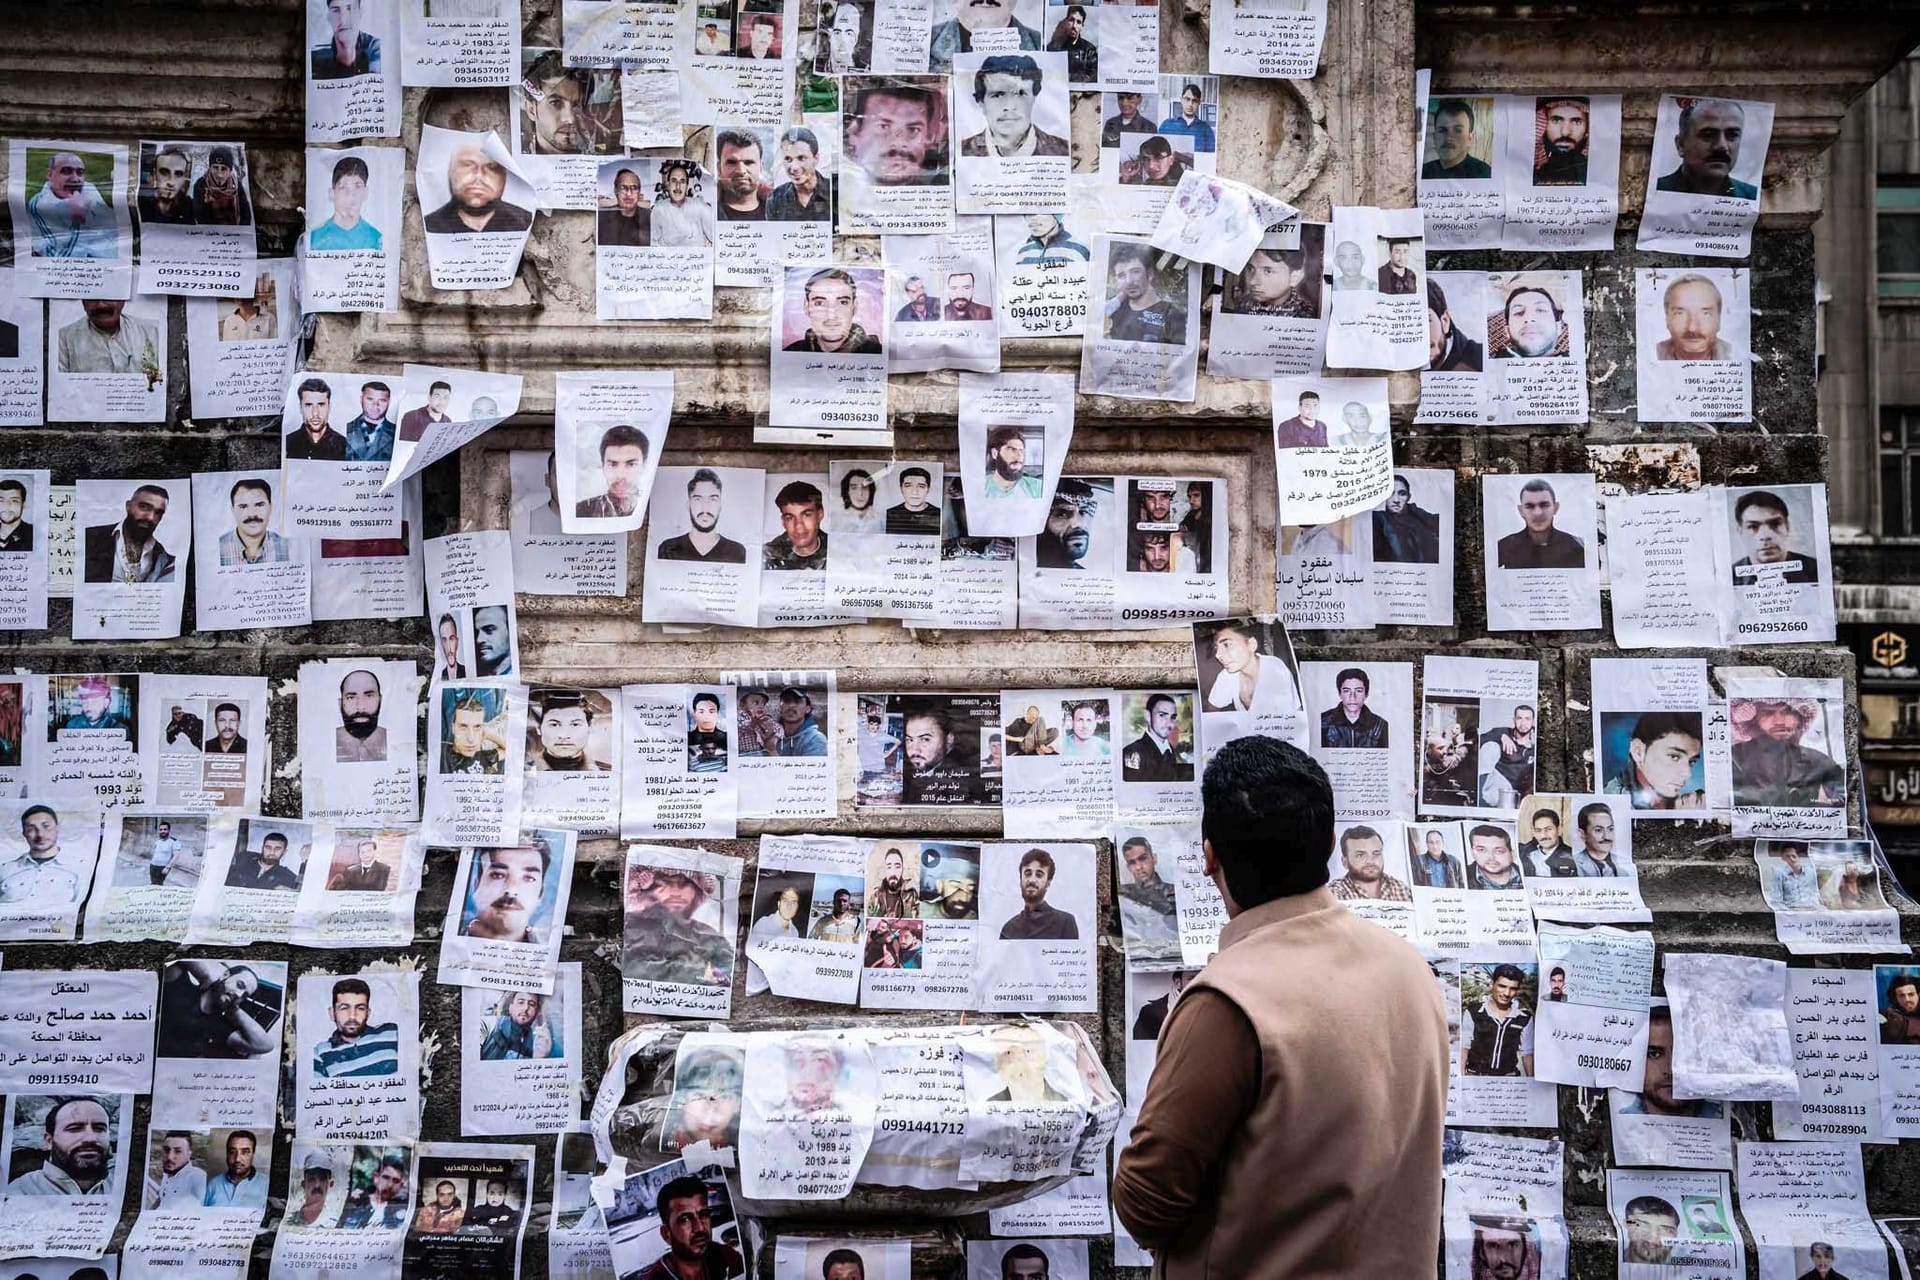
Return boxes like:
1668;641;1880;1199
0;279;47;430
521;684;622;836
1272;374;1394;526
133;139;258;295
1081;235;1202;402
509;447;628;597
642;465;764;626
554;369;672;534
1502;93;1624;251
415;124;537;290
738;1030;879;1200
45;294;160;424
137;673;270;811
1637;93;1773;258
423;679;527;848
186;815;326;945
1635;266;1752;424
1774;967;1889;1143
723;669;838;821
289;824;426;948
8;138;134;300
1754;837;1906;955
1736;1141;1889;1280
1208;220;1328;381
1208;0;1327;79
385;361;526;489
1663;950;1798;1103
1301;659;1413;821
1726;675;1848;838
304;0;401;142
84;809;229;943
1608;999;1733;1171
293;968;422;1142
976;841;1099;1011
1606;1168;1740;1279
1529;922;1653;1089
1518;792;1649;923
438;828;577;992
1449;954;1559;1128
0;968;158;1095
862;839;986;1012
424;529;522;682
0;797;101;942
149;956;286;1130
999;688;1118;839
619;682;740;838
71;477;189;640
1877;962;1920;1137
1324;204;1427;371
956;370;1075;537
1418;654;1541;818
191;468;312;632
296;658;421;826
621;843;743;1018
951;51;1070;215
745;833;868;1004
1589;655;1713;817
0;1092;136;1260
768;263;891;438
400;0;516;86
34;672;145;811
186;259;299;417
302;145;404;313
1440;1129;1568;1280
994;210;1093;339
308;483;422;619
459;964;585;1137
594;156;715;321
280;370;406;538
884;217;1001;373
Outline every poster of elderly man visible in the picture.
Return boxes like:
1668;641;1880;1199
1726;677;1849;838
48;295;169;424
1637;93;1774;257
1634;266;1752;423
7;139;132;299
415;124;536;291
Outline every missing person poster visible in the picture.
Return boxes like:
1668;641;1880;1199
150;956;286;1129
554;369;672;534
281;370;406;538
768;264;891;437
1501;93;1623;252
0;798;100;942
1637;94;1773;258
620;683;740;838
425;531;522;684
1529;922;1654;1089
187;816;324;944
133;140;257;295
1302;660;1414;821
72;477;188;641
1207;0;1327;80
1608;999;1733;1170
302;146;404;313
1416;92;1505;249
1725;481;1837;643
956;370;1075;536
192;469;311;632
622;844;743;1018
0;275;47;431
595;156;716;320
1208;220;1328;380
308;480;422;618
952;52;1070;214
48;296;167;424
385;362;526;489
438;829;577;992
400;0;516;85
855;693;1003;808
739;1031;879;1199
1590;656;1713;817
186;260;299;415
837;74;955;234
1736;1141;1889;1280
1450;956;1559;1128
34;673;143;811
0;968;158;1095
1518;793;1649;923
424;680;528;847
976;841;1098;1011
297;658;421;826
1272;375;1393;526
642;465;764;625
826;460;944;618
8;140;133;300
415;125;537;290
1755;838;1905;955
1485;269;1588;424
999;689;1117;838
289;824;426;948
1726;676;1848;838
1369;469;1453;626
1635;266;1752;423
1324;205;1427;371
402;1142;535;1278
305;0;401;141
885;218;1001;372
1481;472;1601;631
515;47;627;209
1419;655;1542;818
724;670;837;820
294;969;422;1141
509;447;628;596
746;834;868;1004
1774;968;1891;1143
0;1092;134;1260
994;211;1093;338
83;809;216;942
861;840;985;1011
136;674;268;811
1081;235;1201;401
522;684;622;835
460;966;585;1136
711;123;835;287
1113;688;1201;821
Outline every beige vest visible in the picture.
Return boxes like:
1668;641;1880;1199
1161;887;1450;1280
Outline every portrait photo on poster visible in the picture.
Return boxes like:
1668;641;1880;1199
838;74;954;234
1637;94;1774;257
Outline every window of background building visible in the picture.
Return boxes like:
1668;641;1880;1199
1880;405;1920;534
1877;186;1920;295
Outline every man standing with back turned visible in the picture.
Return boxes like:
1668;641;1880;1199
1114;737;1448;1278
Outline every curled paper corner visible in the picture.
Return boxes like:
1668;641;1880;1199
588;1155;631;1210
681;1138;735;1170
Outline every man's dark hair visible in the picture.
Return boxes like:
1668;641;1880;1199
1435;97;1476;129
429;380;452;396
975;53;1043;103
1469;824;1512;851
822;1247;865;1279
780;125;820;156
332;977;371;1002
654;1174;709;1222
214;701;242;721
261;831;289;848
377;1153;407;1176
1335;667;1369;694
487;1178;508;1192
987;425;1026;451
1733;489;1791;524
775;480;823;509
228;477;273;505
1504;283;1562;322
131;483;171;507
1629;711;1702;748
165;1129;194;1142
362;379;391;396
1138;135;1172;158
849;80;936;125
1200;737;1333;907
0;478;27;501
840;468;873;505
692;691;721;713
1339;824;1382;856
804;266;858;300
1121;835;1152;856
229;1128;258;1147
902;702;952;737
481;842;551;877
898;465;931;487
1548;967;1565;980
1530;808;1560;829
1426;277;1450;320
297;376;332;401
1576;801;1610;833
1623;1195;1678;1222
717;128;762;161
330;155;370;186
1109;241;1154;273
688;467;723;492
1018;847;1056;877
1519;477;1556;500
598;424;649;460
1890;974;1920;1000
1490;963;1526;985
19;803;56;831
41;1096;104;1136
1000;1243;1050;1280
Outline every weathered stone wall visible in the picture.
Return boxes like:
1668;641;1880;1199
3;1;1920;1276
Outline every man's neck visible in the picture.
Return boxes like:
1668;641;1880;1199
334;31;358;61
1126;291;1162;314
689;527;720;552
305;424;330;443
726;192;758;212
28;846;56;863
91;321;123;339
238;529;267;556
792;174;817;198
458;206;495;231
1526;526;1553;545
666;1254;706;1280
1342;707;1363;723
333;211;361;230
789;538;819;557
119;522;150;553
0;519;18;538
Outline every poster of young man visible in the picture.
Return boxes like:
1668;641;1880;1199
1208;220;1328;380
1484;269;1588;424
1419;654;1542;819
595;157;716;320
756;472;864;627
1725;676;1849;838
399;0;515;85
1517;793;1649;924
1605;1169;1741;1279
594;1156;746;1280
290;824;428;949
415;125;537;291
827;460;944;617
0;1093;134;1261
956;1021;1090;1182
33;673;142;810
619;684;741;838
737;1032;879;1200
994;210;1093;336
280;371;406;538
424;681;528;847
1416;270;1491;424
1081;235;1201;401
294;969;423;1142
187;816;323;945
773;1238;913;1280
1590;656;1715;818
1500;93;1623;252
1637;93;1774;258
1271;377;1393;526
7;140;132;300
508;448;627;596
1450;957;1559;1128
133;140;257;295
425;531;522;685
1481;472;1601;632
302;146;404;313
956;370;1074;536
438;830;577;991
296;658;422;826
306;0;401;141
460;965;585;1136
0;272;47;430
1416;93;1504;249
713;124;834;286
1324;204;1428;370
952;52;1070;214
0;798;100;942
884;218;1001;372
1754;839;1904;956
553;370;671;534
150;957;288;1130
858;840;981;1011
186;261;299;418
1301;660;1413;821
191;470;311;632
964;1238;1091;1280
854;694;1003;807
1725;482;1837;643
723;671;837;817
83;809;213;940
522;684;621;835
47;296;167;424
837;75;955;234
767;264;891;439
1634;266;1752;423
385;362;526;490
622;845;742;1017
642;465;764;626
1369;468;1453;626
1607;1000;1732;1171
678;0;800;128
1191;615;1304;758
999;689;1117;838
1112;689;1200;822
513;47;624;209
743;836;868;1003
